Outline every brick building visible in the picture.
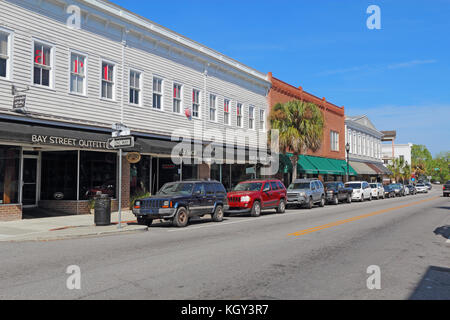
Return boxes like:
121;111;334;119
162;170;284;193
267;73;356;184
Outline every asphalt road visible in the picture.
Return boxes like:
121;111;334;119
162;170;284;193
0;187;448;300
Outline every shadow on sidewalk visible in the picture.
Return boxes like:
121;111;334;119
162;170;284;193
409;266;450;300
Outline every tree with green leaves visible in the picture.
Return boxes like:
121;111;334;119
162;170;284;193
269;100;324;183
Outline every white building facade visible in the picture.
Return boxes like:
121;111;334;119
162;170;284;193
381;143;413;166
0;0;271;220
345;116;391;182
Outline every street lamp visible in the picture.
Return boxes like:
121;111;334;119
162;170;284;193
346;143;350;183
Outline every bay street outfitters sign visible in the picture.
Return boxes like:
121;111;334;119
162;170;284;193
31;134;109;150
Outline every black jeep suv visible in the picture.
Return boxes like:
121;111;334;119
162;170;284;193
133;180;229;228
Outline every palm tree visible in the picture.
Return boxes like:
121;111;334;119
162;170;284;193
402;163;411;184
269;100;324;183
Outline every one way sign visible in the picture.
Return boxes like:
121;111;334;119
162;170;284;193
107;136;135;149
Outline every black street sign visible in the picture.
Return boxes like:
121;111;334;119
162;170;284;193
107;136;135;150
13;95;26;109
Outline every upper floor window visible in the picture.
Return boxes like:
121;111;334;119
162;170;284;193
153;77;163;109
249;106;255;130
70;53;86;95
101;61;114;100
33;42;52;87
236;103;243;128
209;94;216;121
173;83;182;113
224;99;230;125
259;109;265;131
0;31;11;79
129;70;141;105
192;89;200;118
331;131;339;151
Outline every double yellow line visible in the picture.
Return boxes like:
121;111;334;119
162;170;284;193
288;196;439;237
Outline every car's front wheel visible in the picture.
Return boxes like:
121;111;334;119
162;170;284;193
333;195;339;205
319;196;325;207
212;205;224;222
250;201;261;217
346;194;352;203
172;207;189;228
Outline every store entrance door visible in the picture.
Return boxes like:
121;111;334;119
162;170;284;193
22;157;39;207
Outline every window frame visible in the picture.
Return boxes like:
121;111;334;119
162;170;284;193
259;108;266;131
152;76;164;110
330;130;339;152
223;98;231;126
209;93;217;122
100;59;116;101
32;38;55;89
192;88;201;119
172;82;183;114
129;69;142;106
0;27;13;80
248;105;255;130
68;49;87;96
236;102;243;128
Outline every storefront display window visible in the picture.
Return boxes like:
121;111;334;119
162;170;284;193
130;155;150;197
41;151;77;200
80;151;117;199
158;158;180;191
0;146;20;204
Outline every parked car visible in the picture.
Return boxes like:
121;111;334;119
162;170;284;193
415;183;428;193
389;183;405;197
324;181;353;205
383;185;396;198
226;180;287;217
345;181;372;202
425;182;432;190
133;180;228;227
406;184;417;195
286;179;326;209
369;183;385;200
443;181;450;197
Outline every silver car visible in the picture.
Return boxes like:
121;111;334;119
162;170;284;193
369;183;385;200
286;179;326;209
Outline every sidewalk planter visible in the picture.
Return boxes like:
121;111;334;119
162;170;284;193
94;195;112;226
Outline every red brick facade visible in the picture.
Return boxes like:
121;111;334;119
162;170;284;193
0;204;22;221
267;73;346;160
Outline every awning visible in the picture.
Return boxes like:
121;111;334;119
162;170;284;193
372;162;392;175
328;158;357;176
280;154;358;176
349;161;377;175
366;163;383;174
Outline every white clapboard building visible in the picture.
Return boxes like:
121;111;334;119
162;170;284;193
0;0;271;220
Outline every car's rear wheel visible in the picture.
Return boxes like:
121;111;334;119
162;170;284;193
319;196;325;207
361;195;365;202
276;199;286;214
212;205;224;222
250;201;261;217
172;207;189;228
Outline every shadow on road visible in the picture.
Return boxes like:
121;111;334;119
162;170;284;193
433;225;450;240
409;266;450;300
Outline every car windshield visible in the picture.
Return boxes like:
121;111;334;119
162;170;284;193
288;183;310;190
325;183;338;188
446;181;450;185
233;183;262;192
370;184;377;188
158;183;194;195
417;184;425;187
345;183;361;189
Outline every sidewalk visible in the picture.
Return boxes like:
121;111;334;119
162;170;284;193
0;211;147;242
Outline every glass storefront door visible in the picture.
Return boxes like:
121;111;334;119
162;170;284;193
22;157;38;207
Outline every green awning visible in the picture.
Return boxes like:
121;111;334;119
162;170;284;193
279;154;356;176
298;155;319;174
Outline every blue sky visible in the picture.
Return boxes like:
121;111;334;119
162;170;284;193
112;0;450;156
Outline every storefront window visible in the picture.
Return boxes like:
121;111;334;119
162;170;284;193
130;156;150;197
158;158;180;191
80;151;117;199
0;146;20;204
41;151;77;200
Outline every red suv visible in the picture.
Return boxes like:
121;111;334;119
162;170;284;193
225;180;287;217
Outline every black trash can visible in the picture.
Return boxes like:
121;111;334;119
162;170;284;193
94;194;111;226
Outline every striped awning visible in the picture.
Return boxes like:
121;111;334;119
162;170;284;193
349;161;377;175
